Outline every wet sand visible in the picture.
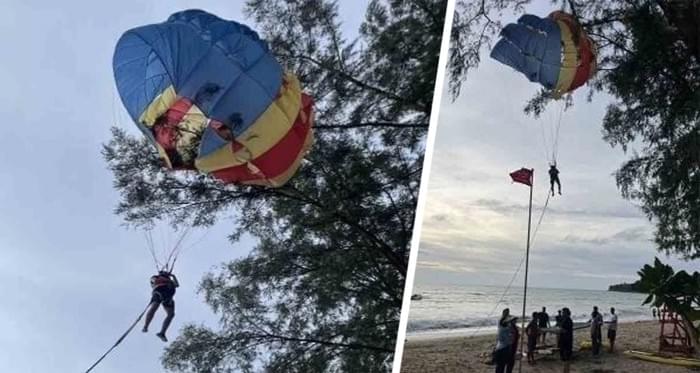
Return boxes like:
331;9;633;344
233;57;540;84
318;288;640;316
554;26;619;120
400;321;694;372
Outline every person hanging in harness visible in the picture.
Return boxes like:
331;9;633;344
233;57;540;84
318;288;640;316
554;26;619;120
549;163;561;196
142;270;179;342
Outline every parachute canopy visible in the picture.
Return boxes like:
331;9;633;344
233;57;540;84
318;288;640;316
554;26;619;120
113;9;314;187
490;11;596;97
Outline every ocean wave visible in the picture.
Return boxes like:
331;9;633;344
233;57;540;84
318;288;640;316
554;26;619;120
407;287;655;335
407;311;653;334
406;318;496;332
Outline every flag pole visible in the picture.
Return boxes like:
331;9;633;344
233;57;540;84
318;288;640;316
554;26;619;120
518;169;534;373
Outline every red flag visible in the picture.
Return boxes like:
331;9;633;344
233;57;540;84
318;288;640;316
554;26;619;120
510;168;533;186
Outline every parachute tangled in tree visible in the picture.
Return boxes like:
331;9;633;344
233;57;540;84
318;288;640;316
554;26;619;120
113;9;314;187
490;11;597;98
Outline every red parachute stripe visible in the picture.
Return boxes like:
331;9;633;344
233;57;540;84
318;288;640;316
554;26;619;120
212;94;313;183
510;168;533;186
152;98;197;170
570;36;595;91
152;98;193;151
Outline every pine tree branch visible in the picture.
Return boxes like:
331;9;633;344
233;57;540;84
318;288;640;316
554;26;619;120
581;15;627;28
273;187;408;277
315;121;428;130
280;53;421;111
253;332;394;353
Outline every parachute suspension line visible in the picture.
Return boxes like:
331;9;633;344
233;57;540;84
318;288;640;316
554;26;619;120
111;86;117;127
143;224;210;274
539;119;553;165
468;191;552;337
170;226;214;273
163;226;191;273
551;100;566;164
144;230;161;272
160;225;170;268
536;100;566;166
83;301;152;373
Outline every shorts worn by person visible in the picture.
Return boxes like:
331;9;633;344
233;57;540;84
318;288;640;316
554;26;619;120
142;270;179;342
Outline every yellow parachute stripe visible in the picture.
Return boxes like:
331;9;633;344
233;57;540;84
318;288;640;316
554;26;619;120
553;19;578;98
138;86;178;126
173;106;209;164
195;72;302;172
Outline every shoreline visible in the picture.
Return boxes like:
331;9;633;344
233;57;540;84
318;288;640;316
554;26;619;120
406;316;655;341
400;320;693;372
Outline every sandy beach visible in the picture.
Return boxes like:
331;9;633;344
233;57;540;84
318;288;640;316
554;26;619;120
400;321;694;372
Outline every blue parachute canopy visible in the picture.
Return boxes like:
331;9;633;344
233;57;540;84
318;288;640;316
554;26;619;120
490;14;562;90
113;9;283;141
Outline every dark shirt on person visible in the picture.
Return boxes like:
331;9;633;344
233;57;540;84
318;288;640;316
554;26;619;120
561;317;573;335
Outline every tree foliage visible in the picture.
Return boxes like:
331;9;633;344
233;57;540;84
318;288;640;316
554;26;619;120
103;0;445;371
638;257;700;351
449;0;700;258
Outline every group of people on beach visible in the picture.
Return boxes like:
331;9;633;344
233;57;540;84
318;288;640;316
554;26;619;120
493;305;618;372
589;306;618;355
523;307;575;364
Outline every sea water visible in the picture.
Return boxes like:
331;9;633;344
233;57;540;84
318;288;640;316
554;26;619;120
406;284;652;339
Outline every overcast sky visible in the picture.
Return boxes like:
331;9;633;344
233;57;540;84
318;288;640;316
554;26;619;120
0;1;366;372
413;1;696;291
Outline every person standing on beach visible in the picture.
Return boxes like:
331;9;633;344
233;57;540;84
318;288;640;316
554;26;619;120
525;312;539;365
507;317;519;373
652;308;657;319
607;307;618;352
555;310;562;326
590;306;604;355
494;309;514;373
538;307;550;345
559;307;574;362
555;310;563;346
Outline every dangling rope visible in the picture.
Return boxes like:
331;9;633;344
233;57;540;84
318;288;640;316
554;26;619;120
83;302;152;373
468;191;552;337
